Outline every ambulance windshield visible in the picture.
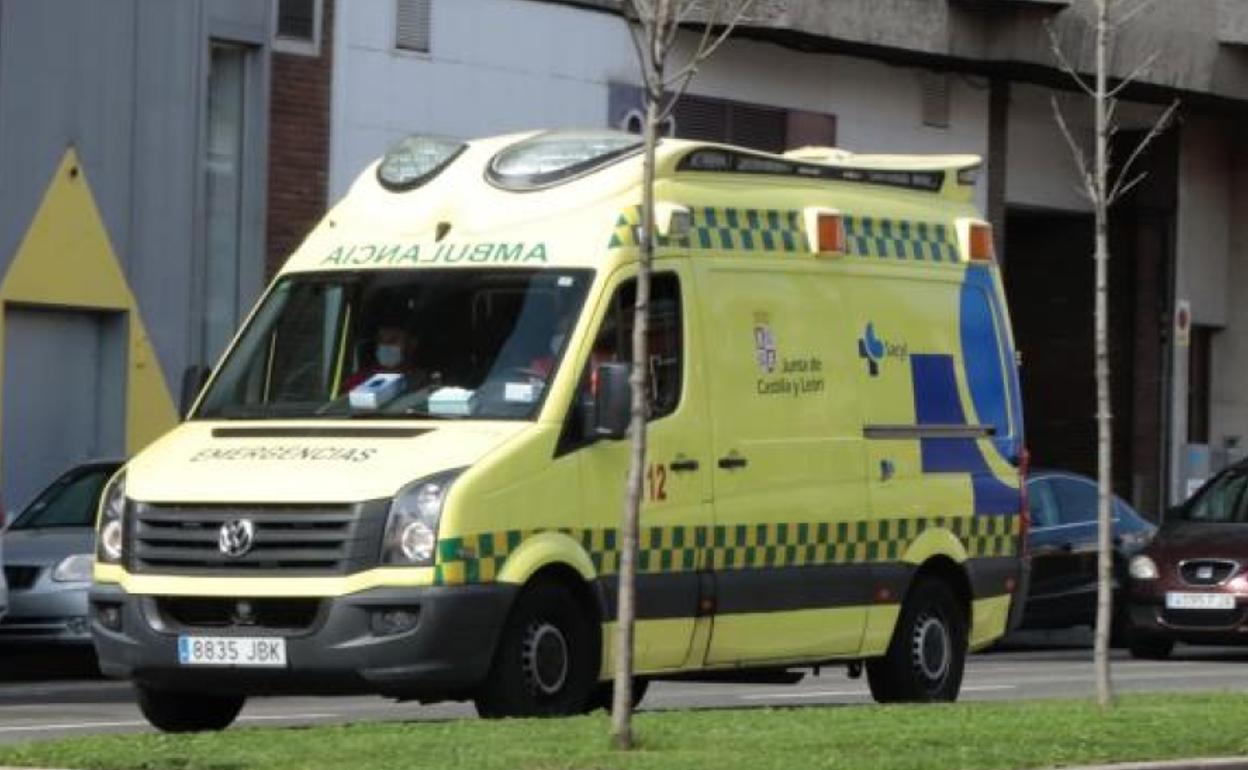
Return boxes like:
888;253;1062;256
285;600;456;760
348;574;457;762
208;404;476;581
195;268;592;421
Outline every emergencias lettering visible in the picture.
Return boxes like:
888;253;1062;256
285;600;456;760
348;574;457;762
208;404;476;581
189;447;378;463
321;242;548;266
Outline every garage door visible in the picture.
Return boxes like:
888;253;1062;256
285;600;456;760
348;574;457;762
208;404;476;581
2;306;126;512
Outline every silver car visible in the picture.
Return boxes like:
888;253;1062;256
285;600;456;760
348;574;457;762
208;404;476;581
1;460;122;645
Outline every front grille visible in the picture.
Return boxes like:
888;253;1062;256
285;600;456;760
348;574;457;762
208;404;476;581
157;597;322;631
1180;560;1238;586
3;566;40;591
1162;608;1246;629
129;501;388;576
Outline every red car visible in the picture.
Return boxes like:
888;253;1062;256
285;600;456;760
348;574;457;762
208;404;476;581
1125;464;1248;658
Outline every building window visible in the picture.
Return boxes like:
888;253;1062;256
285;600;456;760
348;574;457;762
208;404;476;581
920;71;951;129
274;0;322;56
396;0;432;53
204;42;248;362
607;84;835;154
1188;325;1216;444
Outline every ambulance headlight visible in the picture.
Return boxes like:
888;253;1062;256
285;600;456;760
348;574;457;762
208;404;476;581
97;471;128;564
382;470;464;566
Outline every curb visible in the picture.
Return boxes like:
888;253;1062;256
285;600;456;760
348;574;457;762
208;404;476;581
1053;759;1248;770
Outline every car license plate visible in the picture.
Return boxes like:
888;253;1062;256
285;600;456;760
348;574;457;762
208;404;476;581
178;636;287;667
1165;592;1236;611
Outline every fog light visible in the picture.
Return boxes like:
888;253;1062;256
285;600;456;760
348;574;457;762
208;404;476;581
94;603;122;631
370;608;420;637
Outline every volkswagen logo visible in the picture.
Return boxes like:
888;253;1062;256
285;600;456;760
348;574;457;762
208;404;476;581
218;519;256;558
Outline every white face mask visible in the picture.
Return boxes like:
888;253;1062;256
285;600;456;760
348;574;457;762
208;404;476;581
549;333;566;355
376;343;402;368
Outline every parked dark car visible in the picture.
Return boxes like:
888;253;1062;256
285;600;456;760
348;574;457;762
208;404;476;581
1018;469;1156;632
0;459;123;645
1125;462;1248;659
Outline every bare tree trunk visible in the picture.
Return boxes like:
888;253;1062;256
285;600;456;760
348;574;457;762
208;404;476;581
613;0;751;748
611;29;663;755
1092;0;1115;710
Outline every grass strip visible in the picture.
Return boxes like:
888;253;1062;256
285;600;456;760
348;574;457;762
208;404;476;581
1;693;1247;770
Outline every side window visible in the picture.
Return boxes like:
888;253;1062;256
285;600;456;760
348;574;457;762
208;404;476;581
586;273;683;420
1028;480;1060;529
1051;478;1098;525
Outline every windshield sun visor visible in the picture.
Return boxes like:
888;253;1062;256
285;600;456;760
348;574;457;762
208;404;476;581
487;131;643;191
376;135;467;191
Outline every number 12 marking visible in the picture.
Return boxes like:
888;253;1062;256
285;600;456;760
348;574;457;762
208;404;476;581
647;463;668;502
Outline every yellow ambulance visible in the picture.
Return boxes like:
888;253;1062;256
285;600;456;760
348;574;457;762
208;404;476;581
91;130;1026;731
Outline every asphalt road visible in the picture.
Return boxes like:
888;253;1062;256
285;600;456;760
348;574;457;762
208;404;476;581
2;632;1247;744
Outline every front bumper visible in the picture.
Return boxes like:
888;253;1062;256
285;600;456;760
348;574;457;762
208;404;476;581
1126;584;1248;645
90;582;516;701
0;582;91;645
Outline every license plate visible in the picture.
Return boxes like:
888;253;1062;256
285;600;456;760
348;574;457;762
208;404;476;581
178;636;287;667
1165;592;1237;611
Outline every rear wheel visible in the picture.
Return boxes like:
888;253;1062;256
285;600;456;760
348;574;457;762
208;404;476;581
474;579;598;718
1128;635;1174;660
136;684;244;733
867;578;967;703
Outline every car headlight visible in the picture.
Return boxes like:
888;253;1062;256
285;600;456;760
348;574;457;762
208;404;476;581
97;470;127;564
52;553;95;583
1129;554;1159;580
381;470;463;566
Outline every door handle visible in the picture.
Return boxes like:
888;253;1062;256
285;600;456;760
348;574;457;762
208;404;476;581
1060;542;1074;553
670;458;700;473
717;454;748;470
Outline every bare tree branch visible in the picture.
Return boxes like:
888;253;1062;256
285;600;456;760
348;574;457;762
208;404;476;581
1112;0;1161;30
1045;20;1097;98
1051;95;1097;202
662;0;755;90
1107;49;1160;99
1108;98;1180;203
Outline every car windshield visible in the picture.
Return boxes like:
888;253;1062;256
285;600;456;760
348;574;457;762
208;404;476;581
195;269;593;421
1179;469;1248;524
9;466;117;530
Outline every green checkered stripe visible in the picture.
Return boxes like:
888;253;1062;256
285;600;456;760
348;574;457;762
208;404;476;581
843;214;960;262
432;514;1019;586
607;206;805;254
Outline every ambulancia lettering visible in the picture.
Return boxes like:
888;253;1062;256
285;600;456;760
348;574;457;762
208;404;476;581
321;241;548;266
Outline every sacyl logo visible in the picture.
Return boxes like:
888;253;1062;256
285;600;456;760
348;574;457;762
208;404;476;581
858;322;907;377
218;519;256;558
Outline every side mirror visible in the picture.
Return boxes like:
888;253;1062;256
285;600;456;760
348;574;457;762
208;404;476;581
180;364;212;419
593;363;631;440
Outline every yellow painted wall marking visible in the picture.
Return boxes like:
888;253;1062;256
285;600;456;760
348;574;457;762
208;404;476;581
0;149;178;466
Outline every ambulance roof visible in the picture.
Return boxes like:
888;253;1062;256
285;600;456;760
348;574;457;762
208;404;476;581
280;130;986;275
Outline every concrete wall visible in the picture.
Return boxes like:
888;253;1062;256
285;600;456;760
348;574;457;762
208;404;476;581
328;0;992;210
1169;117;1239;501
1209;131;1248;455
0;0;273;502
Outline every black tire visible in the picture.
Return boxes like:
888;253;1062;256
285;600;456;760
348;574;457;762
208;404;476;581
1128;635;1174;660
135;684;244;733
867;578;967;703
474;579;599;718
589;677;650;713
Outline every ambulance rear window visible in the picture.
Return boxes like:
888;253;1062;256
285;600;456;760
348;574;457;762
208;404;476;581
487;131;642;191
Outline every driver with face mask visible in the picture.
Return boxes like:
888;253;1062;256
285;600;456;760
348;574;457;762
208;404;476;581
342;323;426;393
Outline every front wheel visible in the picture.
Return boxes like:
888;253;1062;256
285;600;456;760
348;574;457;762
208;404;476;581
867;578;967;703
136;684;244;733
474;579;598;718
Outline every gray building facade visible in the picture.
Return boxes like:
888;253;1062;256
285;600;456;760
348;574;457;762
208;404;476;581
0;0;274;510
